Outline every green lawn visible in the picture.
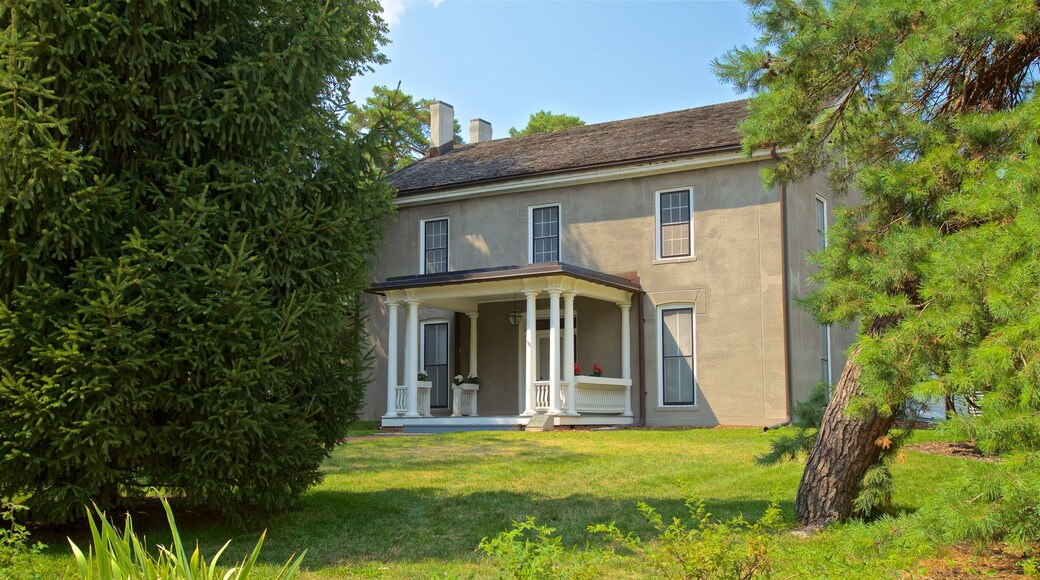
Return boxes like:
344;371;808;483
21;427;971;578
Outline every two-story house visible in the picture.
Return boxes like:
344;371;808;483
363;100;855;431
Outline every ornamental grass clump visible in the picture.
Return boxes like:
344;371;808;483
68;496;304;580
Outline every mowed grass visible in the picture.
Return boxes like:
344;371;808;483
23;427;967;578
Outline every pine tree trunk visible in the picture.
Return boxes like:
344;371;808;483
794;344;897;527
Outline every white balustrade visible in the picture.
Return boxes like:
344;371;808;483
394;386;407;416
452;383;479;417
416;381;432;417
571;377;631;414
533;381;551;411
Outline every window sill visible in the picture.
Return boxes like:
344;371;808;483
653;255;697;265
655;405;700;412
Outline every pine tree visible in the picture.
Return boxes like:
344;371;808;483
346;85;463;172
0;1;396;523
715;0;1040;526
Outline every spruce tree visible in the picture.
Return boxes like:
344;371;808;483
0;1;395;523
715;0;1040;527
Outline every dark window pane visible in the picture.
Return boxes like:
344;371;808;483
662;308;695;405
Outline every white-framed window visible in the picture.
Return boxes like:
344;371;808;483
656;188;693;259
420;217;449;274
421;319;450;409
657;304;697;406
815;195;828;250
529;204;561;263
821;324;832;386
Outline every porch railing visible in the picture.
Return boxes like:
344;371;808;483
451;383;479;417
571;377;630;414
533;378;631;414
393;382;432;416
533;381;554;411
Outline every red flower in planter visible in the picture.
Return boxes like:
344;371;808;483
574;362;582;375
592;364;603;377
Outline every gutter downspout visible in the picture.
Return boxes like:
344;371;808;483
636;292;648;427
771;145;794;424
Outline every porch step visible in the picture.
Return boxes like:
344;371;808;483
525;414;555;432
403;424;521;434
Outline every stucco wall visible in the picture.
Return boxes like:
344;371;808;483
785;175;860;406
364;158;820;427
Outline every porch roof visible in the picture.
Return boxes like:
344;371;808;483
368;262;641;312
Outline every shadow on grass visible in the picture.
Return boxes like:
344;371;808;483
248;489;791;570
38;489;792;572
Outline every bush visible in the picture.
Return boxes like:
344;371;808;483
0;1;396;523
68;496;304;579
480;496;786;580
591;496;785;580
0;499;46;575
478;517;602;579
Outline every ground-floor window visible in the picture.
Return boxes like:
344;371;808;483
422;320;449;408
659;305;696;405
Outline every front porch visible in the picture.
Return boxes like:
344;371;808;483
369;263;641;430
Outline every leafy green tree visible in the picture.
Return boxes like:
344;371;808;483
508;110;585;137
0;1;395;523
715;0;1040;527
347;85;462;171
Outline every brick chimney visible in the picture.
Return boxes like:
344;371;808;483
429;101;454;157
469;118;492;143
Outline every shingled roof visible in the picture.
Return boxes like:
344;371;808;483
389;99;748;195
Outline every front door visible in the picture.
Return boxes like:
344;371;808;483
422;321;449;409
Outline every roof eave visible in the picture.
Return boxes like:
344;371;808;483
391;143;744;198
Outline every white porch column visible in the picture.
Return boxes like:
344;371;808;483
404;299;421;417
547;289;562;415
619;300;633;417
563;292;577;415
383;301;400;418
522;290;538;415
467;312;478;375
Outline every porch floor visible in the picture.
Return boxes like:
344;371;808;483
381;414;635;433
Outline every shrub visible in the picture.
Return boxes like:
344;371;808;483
591;496;784;579
68;496;304;579
478;517;602;579
0;1;396;523
0;499;46;575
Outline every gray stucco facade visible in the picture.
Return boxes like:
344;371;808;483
362;145;855;427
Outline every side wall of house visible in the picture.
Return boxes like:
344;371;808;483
363;159;790;426
785;174;860;408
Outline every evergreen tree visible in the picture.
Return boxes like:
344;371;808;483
346;85;462;172
0;1;395;523
715;0;1040;527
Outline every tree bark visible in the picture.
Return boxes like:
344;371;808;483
794;344;897;527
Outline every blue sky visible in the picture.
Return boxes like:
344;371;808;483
356;1;759;141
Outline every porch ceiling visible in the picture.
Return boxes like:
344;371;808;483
368;262;640;311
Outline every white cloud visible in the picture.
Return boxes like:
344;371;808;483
379;0;442;28
379;0;406;27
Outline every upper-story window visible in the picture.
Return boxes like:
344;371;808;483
421;217;448;274
816;195;828;250
656;188;693;259
529;204;561;263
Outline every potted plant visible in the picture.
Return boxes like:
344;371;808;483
592;363;603;377
574;362;582;376
453;374;464;386
465;374;479;385
417;370;428;381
